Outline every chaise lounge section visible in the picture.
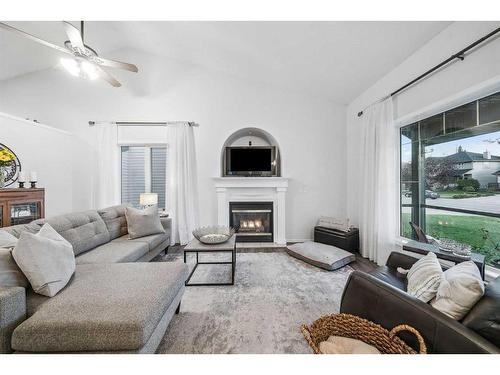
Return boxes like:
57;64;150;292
0;204;188;354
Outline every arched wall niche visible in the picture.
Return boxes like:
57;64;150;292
220;127;281;177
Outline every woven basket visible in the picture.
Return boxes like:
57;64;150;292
301;313;426;354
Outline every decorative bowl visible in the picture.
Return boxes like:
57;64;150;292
438;238;459;253
192;225;235;245
438;238;472;258
452;243;472;259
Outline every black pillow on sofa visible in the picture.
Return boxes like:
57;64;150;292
462;276;500;347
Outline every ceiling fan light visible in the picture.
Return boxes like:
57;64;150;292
81;61;98;81
60;58;80;77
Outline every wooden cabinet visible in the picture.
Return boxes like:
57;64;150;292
0;188;45;228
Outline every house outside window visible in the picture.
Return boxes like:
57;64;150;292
121;146;167;209
400;91;500;269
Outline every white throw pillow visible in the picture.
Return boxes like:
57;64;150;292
0;247;29;288
125;205;165;239
430;261;485;320
0;230;18;249
317;216;351;232
406;252;443;303
12;223;75;297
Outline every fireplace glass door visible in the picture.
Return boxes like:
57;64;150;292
229;202;273;242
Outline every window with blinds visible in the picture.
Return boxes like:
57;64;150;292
151;147;167;209
121;146;167;209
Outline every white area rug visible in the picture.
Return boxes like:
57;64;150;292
157;252;352;353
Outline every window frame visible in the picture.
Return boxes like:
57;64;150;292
119;143;168;209
397;91;500;276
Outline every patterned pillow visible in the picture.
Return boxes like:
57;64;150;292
405;252;443;302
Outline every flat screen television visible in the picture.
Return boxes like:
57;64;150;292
225;146;277;176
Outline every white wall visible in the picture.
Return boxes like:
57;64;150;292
0;49;346;241
346;21;500;225
0;113;79;216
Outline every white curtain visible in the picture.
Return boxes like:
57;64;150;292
358;98;400;265
166;122;200;245
90;123;120;209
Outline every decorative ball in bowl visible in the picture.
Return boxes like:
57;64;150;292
192;225;235;244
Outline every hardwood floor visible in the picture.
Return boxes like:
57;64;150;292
164;244;378;273
350;254;378;273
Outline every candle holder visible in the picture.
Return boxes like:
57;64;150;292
30;181;37;188
18;181;25;188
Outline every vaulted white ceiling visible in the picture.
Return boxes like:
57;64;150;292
0;21;451;103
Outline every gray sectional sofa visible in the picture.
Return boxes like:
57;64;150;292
0;204;188;353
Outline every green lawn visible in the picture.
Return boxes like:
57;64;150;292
436;190;500;198
435;190;469;198
401;213;500;268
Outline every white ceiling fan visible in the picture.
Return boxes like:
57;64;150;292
0;21;138;87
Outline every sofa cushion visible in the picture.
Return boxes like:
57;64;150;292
462;276;500;347
33;210;110;256
26;289;49;317
11;262;189;352
75;238;149;264
98;204;130;240
13;224;75;297
0;248;28;288
113;233;168;251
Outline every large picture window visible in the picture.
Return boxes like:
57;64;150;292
400;92;500;269
121;146;167;209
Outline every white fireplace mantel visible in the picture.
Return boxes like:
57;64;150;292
213;177;288;245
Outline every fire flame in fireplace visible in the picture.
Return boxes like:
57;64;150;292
240;219;263;230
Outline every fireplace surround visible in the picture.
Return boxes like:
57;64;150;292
214;177;288;245
230;202;273;242
215;128;287;245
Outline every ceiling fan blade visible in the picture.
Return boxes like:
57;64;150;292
0;22;73;56
63;21;85;51
95;57;139;73
94;65;121;87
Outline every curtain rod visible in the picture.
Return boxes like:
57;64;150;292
357;26;500;117
88;121;199;127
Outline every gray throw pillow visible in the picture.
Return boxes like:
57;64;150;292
0;247;29;288
125;205;165;239
12;223;75;297
0;230;18;249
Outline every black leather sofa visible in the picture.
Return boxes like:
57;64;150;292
340;252;500;354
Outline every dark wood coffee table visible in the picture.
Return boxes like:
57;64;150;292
183;236;236;286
